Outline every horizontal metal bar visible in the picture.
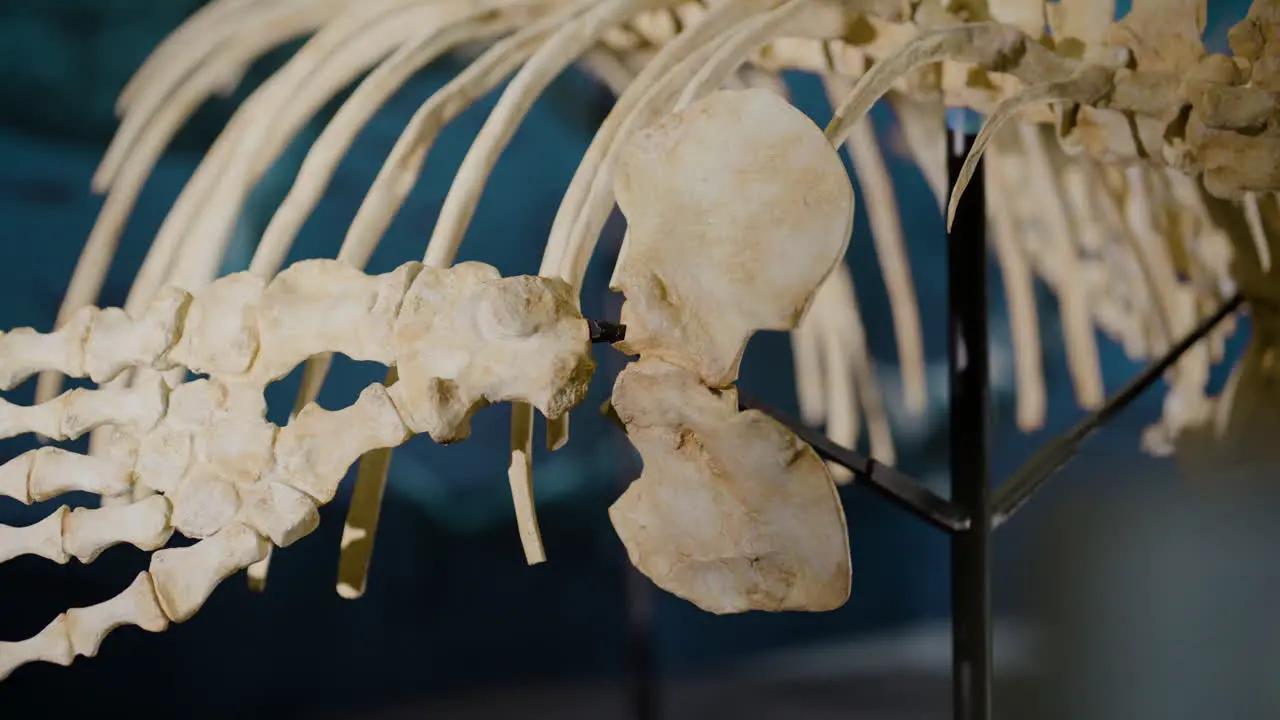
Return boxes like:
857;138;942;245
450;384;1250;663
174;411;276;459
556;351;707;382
738;391;969;534
990;293;1244;528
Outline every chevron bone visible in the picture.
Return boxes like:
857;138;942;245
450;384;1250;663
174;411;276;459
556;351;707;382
0;260;594;680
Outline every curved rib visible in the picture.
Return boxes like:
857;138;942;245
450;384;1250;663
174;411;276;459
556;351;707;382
824;75;927;417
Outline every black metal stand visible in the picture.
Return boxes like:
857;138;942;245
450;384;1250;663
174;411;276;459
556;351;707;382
947;129;993;720
623;559;658;720
587;126;1246;720
991;293;1243;526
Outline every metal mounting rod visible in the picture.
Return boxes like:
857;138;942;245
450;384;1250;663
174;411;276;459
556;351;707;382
590;328;968;536
589;121;1242;720
947;126;993;720
589;319;628;344
990;292;1244;527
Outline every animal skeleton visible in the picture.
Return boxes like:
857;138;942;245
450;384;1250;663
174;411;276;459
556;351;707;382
1;0;1277;680
0;257;596;677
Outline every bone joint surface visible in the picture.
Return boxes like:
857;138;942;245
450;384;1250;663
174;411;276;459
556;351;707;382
608;88;854;614
0;261;594;679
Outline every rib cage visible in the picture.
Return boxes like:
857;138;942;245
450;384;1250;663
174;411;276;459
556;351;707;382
2;0;1277;676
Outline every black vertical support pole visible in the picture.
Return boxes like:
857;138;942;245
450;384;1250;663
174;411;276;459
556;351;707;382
615;335;658;720
947;124;993;719
623;542;657;720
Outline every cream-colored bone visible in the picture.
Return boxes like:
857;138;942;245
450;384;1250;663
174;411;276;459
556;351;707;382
83;286;191;383
1016;122;1105;409
609;358;851;613
988;0;1047;37
0;263;592;508
67;2;463;509
239;479;320;548
558;0;792;289
946;64;1115;231
42;0;1269;461
65;572;170;657
135;2;463;312
549;0;782;267
272;384;409;505
335;375;398;597
0;373;168;442
63;496;174;563
670;0;826;112
598;0;1249;479
425;1;686;556
112;0;263;117
431;0;680;259
538;0;746;482
303;0;600;580
0;572;169;681
985;139;1047;431
812;262;896;476
0;307;94;391
132;379;275;500
11;0;1280;685
606;89;857;612
886;92;949;210
789;303;827;428
0;447;133;504
4;260;589;418
611;88;854;387
1047;0;1117;56
541;1;756;477
167;272;266;377
0;286;186;391
594;9;878;478
0;507;69;564
825;75;926;418
349;1;589;266
506;403;544;565
389;262;593;441
42;0;1280;440
166;469;244;539
251;259;420;383
148;524;270;623
0;259;598;677
253;0;548;275
40;0;350;404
